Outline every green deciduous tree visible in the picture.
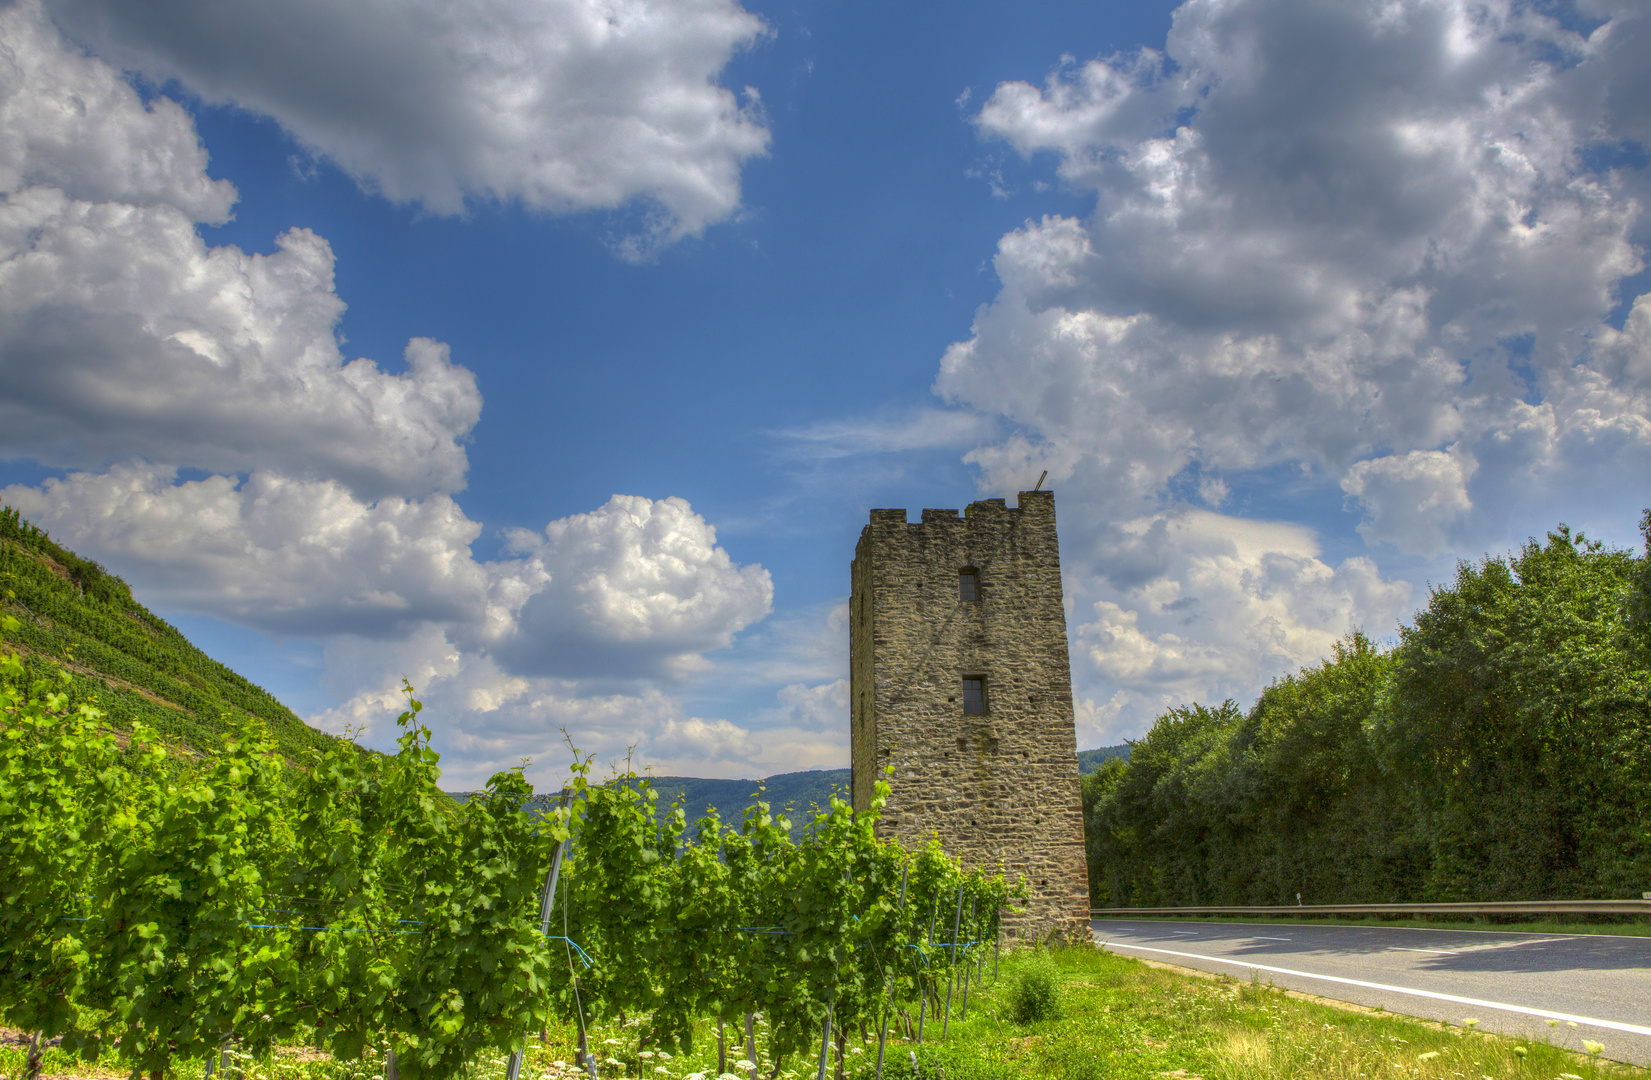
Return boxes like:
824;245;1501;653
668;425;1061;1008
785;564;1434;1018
1083;518;1651;906
1374;526;1651;899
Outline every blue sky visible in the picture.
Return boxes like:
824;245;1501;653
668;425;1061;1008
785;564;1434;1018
2;0;1648;787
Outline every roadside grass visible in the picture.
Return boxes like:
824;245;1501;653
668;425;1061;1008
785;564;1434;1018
1090;915;1651;938
4;947;1644;1079
884;947;1646;1079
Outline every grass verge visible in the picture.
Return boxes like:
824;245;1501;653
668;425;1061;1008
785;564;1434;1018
4;947;1645;1079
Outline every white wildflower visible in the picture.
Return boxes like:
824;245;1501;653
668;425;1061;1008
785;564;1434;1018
1583;1041;1605;1055
655;1068;670;1074
640;1051;655;1059
733;1060;756;1071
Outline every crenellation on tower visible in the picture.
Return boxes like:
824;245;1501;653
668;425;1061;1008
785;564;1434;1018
849;489;1091;942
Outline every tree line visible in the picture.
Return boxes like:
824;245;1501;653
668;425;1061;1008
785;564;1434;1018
1083;516;1651;907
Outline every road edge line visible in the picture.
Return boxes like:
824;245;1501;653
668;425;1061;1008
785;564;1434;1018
1097;941;1651;1038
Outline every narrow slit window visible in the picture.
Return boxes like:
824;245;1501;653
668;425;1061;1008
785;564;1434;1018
958;568;979;602
961;677;985;715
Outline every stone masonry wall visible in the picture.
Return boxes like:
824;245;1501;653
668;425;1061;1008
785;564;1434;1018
849;490;1090;943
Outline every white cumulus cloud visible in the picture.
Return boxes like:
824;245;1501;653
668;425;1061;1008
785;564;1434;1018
307;628;838;788
951;0;1649;547
0;1;482;498
1068;509;1412;747
488;494;774;679
1340;446;1476;553
0;465;488;636
0;4;783;783
923;0;1651;743
44;0;770;248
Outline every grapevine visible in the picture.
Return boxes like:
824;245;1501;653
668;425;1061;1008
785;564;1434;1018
0;622;1020;1079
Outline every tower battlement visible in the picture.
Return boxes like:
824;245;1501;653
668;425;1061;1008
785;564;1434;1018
850;489;1090;941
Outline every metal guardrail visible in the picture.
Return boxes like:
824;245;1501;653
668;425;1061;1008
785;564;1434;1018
1091;899;1651;917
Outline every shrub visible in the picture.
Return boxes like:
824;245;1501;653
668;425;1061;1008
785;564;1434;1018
1007;949;1062;1024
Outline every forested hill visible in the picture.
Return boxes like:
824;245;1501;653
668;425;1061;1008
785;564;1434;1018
643;769;850;840
1078;745;1130;773
1084;518;1651;908
640;747;1131;839
0;502;336;761
639;747;1129;839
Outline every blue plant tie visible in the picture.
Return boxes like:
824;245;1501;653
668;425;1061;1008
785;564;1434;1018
547;934;595;968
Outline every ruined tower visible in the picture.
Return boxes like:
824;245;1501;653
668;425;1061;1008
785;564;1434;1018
849;490;1090;942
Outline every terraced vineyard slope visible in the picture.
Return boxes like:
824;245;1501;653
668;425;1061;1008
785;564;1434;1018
0;502;336;761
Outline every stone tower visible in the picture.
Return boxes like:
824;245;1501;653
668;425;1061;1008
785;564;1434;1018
849;489;1090;942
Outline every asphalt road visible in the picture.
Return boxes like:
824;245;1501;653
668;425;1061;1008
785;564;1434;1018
1092;919;1651;1067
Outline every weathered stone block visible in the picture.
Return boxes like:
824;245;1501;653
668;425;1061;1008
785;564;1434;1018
850;489;1091;942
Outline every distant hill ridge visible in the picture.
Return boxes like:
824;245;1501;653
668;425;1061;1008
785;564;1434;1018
446;769;851;841
525;746;1133;839
0;502;337;762
1078;744;1130;773
643;770;849;839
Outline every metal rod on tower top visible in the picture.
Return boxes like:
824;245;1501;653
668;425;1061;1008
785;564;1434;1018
1033;470;1047;491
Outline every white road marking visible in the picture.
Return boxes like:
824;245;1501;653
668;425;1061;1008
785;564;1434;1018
1097;941;1651;1039
1171;930;1198;935
1386;946;1458;955
1250;935;1292;941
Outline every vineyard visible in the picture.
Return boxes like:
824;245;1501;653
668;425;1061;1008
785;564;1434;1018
0;503;335;763
0;620;1016;1080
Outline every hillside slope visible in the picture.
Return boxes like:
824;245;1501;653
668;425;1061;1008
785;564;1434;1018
0;502;336;761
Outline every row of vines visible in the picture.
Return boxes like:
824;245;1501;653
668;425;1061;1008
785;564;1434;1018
0;503;333;760
0;618;1016;1080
